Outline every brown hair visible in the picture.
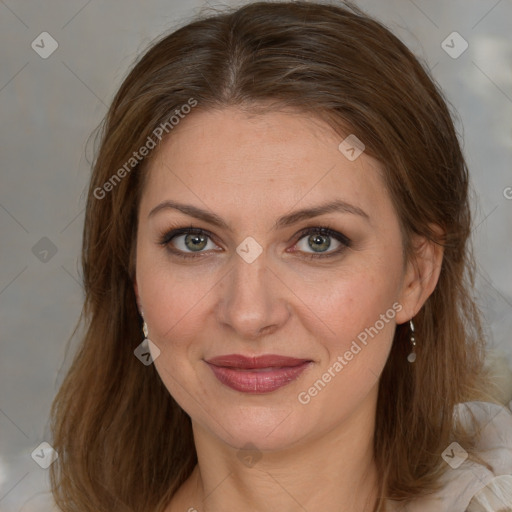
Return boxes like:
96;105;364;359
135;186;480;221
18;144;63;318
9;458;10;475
50;2;490;510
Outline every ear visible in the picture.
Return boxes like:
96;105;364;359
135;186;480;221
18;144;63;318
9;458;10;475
395;228;444;325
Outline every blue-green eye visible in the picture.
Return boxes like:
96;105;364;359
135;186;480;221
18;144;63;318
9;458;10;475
293;226;351;259
160;227;217;257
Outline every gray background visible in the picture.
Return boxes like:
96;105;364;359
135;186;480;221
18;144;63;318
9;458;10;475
1;1;511;510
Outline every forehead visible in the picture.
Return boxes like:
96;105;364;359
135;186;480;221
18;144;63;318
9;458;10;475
139;107;392;225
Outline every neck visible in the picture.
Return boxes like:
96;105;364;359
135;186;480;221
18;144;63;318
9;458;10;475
171;391;381;512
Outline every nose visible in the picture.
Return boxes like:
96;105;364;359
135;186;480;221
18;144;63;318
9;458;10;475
215;251;291;341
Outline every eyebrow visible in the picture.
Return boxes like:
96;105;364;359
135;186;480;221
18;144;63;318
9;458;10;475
148;199;369;230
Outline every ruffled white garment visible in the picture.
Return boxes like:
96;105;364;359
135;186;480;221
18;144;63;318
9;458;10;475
388;401;512;512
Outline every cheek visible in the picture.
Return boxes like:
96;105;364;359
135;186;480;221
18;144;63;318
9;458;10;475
136;245;215;349
295;269;399;401
298;264;400;347
137;259;213;408
294;273;399;422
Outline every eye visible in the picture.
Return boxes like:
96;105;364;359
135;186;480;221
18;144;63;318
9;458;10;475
292;226;351;259
159;227;219;258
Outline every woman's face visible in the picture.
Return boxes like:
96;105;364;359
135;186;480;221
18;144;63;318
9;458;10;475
135;107;417;451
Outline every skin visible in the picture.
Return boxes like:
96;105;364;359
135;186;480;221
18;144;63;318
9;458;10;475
134;107;443;512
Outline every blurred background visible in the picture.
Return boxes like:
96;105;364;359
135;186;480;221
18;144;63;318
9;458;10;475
1;0;511;510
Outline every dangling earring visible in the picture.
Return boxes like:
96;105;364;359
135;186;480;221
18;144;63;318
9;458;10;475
139;306;149;342
137;314;161;364
407;319;417;363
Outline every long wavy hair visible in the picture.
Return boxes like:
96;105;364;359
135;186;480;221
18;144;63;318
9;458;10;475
50;2;490;510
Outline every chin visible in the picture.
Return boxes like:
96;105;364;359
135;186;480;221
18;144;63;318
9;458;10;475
195;396;324;453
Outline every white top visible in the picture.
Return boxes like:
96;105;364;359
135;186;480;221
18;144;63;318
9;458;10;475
388;401;512;512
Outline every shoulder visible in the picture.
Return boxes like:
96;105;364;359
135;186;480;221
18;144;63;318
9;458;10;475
462;401;512;512
390;401;512;512
467;474;512;511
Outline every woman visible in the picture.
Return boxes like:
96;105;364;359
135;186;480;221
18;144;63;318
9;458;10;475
49;1;512;511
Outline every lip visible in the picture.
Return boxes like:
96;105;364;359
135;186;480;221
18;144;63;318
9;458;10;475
205;354;313;394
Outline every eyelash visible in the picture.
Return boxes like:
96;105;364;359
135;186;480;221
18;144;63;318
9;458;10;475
158;224;351;260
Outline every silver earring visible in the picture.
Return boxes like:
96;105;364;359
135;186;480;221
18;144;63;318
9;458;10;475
140;306;150;341
139;307;148;340
407;320;417;363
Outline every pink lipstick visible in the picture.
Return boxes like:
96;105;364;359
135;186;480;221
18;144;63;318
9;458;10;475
205;354;312;393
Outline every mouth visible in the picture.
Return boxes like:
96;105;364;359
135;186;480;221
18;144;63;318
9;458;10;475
205;354;313;394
